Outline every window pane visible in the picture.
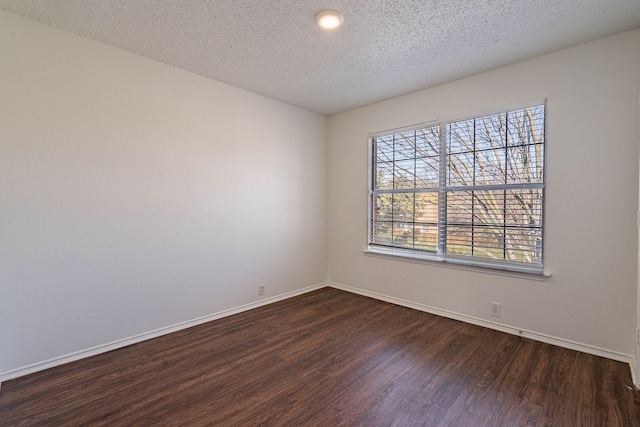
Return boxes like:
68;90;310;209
416;127;440;157
371;221;391;245
471;190;505;226
475;113;507;151
446;225;473;255
504;189;543;263
391;193;415;223
445;189;541;262
506;143;544;184
446;190;509;260
415;192;439;224
392;221;414;248
472;225;506;259
393;159;416;189
447;191;504;223
447;151;475;186
447;191;473;224
415;193;438;252
394;131;417;160
507;106;545;147
414;223;438;251
415;155;439;188
372;193;392;245
372;191;440;251
505;227;542;263
374;193;393;221
376;136;394;163
505;189;543;226
448;120;474;154
475;147;506;185
375;161;394;190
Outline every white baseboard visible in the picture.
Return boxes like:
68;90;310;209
630;355;638;388
0;282;328;384
328;282;636;379
3;281;636;390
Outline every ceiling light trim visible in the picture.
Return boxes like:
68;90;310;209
316;9;344;30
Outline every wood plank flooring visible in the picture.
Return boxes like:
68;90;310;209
1;287;639;426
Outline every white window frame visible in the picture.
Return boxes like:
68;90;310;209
367;102;546;274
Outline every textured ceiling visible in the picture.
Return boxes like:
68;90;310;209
1;1;640;116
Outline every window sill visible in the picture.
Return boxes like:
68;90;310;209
363;247;550;281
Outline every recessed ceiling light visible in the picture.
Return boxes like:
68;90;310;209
316;10;344;30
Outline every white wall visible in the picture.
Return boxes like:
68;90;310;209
0;11;327;378
2;9;639;385
328;29;640;362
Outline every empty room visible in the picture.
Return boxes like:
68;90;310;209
2;1;640;425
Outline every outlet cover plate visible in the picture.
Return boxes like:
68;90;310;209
490;302;501;317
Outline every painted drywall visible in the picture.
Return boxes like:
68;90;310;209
0;10;327;377
327;29;640;360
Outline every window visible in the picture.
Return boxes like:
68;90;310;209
368;103;545;273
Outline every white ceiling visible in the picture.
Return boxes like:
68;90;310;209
2;1;640;116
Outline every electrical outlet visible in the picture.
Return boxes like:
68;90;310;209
490;302;501;318
258;283;265;296
636;328;640;346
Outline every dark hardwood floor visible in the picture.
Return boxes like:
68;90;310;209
1;287;639;426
